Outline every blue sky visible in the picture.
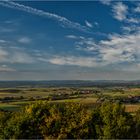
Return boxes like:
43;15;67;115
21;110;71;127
0;1;140;80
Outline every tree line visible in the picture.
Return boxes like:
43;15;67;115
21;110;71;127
1;101;140;139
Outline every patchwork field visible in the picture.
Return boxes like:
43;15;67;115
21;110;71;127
0;87;140;112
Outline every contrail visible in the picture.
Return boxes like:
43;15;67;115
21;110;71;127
0;1;90;33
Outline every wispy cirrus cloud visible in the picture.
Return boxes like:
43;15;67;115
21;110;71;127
0;40;6;43
18;37;31;44
66;30;140;68
134;4;140;13
122;25;140;34
109;2;140;24
66;35;85;40
126;18;139;24
101;1;139;24
0;1;90;33
0;65;16;72
0;48;8;62
66;35;79;39
112;2;128;21
100;0;111;5
85;20;93;28
0;46;34;64
39;55;102;67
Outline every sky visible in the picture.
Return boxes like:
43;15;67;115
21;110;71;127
0;1;140;80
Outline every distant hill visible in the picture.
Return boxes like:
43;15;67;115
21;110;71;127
0;80;140;88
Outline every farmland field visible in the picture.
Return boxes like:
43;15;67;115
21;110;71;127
1;86;140;112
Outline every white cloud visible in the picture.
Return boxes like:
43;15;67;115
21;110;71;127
122;26;131;32
66;35;79;39
65;30;140;67
112;2;128;21
18;37;31;44
75;38;100;52
100;34;135;46
44;55;103;67
100;0;111;5
0;47;34;64
0;48;9;62
94;22;99;26
100;33;140;63
0;40;6;43
0;65;16;72
121;25;139;33
97;34;139;64
134;5;140;13
0;1;90;33
126;18;139;24
99;33;140;64
10;51;34;63
85;20;93;28
111;2;139;24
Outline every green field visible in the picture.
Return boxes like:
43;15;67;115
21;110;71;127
0;87;140;112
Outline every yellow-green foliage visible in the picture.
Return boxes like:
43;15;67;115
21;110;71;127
98;102;133;139
0;101;139;139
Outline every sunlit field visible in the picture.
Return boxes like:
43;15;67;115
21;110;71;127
1;87;140;113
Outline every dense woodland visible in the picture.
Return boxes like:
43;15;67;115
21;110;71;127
1;101;140;139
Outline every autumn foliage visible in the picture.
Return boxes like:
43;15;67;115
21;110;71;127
0;101;139;139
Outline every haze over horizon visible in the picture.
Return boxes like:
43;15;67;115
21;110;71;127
0;1;140;80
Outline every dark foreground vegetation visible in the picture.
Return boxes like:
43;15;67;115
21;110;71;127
1;101;140;139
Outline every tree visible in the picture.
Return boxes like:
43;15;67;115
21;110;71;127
0;111;11;139
98;101;133;139
133;109;140;138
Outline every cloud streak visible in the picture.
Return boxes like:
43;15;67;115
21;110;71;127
39;55;103;67
0;47;35;64
0;1;90;33
0;65;16;72
66;30;140;68
112;2;128;21
100;0;111;5
85;20;93;28
18;37;31;44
